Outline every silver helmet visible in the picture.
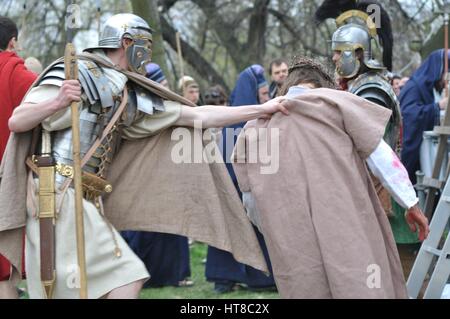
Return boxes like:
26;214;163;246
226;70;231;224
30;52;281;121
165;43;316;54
85;13;153;75
331;10;384;79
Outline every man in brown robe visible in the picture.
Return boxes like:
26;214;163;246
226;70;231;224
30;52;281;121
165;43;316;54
232;58;429;299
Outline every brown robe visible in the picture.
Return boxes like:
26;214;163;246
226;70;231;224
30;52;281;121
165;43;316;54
232;88;408;299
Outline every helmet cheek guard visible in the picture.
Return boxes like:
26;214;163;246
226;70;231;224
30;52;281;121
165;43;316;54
126;37;152;75
336;50;360;79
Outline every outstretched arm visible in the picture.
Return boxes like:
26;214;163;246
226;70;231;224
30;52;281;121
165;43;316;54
175;97;288;129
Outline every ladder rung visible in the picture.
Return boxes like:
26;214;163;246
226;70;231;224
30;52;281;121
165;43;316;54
423;245;442;256
433;126;450;136
422;177;444;189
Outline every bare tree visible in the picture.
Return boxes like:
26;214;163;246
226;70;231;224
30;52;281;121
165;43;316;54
1;0;444;88
130;0;170;77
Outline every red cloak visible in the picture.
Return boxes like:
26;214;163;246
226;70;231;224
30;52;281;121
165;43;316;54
0;51;37;280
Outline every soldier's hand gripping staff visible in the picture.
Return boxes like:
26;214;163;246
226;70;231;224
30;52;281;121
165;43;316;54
6;13;289;299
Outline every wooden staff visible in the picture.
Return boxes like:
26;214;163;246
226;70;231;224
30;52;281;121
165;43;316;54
96;0;101;40
175;31;186;96
444;13;449;98
65;1;88;298
17;2;27;53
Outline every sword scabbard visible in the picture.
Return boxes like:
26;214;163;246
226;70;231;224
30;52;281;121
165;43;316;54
35;151;57;299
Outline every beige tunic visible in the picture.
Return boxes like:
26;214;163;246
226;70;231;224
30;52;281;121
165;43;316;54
23;78;181;298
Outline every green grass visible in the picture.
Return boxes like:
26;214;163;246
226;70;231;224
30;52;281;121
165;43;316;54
17;243;279;299
139;243;280;299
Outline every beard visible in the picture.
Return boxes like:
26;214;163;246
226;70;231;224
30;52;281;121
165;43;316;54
276;79;285;87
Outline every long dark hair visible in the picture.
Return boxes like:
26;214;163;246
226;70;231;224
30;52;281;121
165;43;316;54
279;56;336;96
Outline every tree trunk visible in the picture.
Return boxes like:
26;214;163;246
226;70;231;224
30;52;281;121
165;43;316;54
244;0;270;66
130;0;170;78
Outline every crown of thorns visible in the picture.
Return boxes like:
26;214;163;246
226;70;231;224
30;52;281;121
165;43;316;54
288;56;335;85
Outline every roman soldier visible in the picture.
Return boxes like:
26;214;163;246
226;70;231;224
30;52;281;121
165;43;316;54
0;13;287;299
316;0;401;150
315;0;423;278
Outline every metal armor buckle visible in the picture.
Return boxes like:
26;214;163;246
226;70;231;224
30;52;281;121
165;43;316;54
55;162;113;198
56;163;74;178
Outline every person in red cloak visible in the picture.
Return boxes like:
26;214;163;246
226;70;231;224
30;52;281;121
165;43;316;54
0;15;37;298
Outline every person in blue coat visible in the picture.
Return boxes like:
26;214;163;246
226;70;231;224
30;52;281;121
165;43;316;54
400;49;449;185
205;65;276;293
121;63;192;288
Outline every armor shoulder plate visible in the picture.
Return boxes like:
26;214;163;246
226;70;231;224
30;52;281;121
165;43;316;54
38;62;65;87
37;59;115;110
78;60;114;109
128;83;165;116
348;72;402;150
348;72;398;110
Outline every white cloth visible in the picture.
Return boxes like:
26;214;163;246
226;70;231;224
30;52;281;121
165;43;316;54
26;177;149;299
366;140;418;209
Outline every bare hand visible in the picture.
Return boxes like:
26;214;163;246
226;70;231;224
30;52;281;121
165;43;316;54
260;97;290;117
439;97;448;110
405;205;429;241
55;80;81;110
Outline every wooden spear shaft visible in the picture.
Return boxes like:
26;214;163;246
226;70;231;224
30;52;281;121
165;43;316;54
96;0;101;40
445;13;449;98
65;0;87;298
175;32;186;96
64;43;88;300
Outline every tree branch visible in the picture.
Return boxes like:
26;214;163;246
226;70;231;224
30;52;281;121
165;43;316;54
160;15;230;92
